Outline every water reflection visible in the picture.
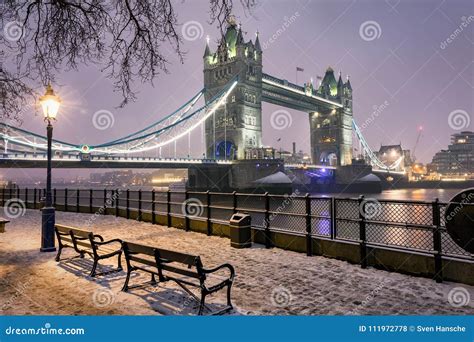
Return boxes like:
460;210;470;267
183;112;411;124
326;189;459;203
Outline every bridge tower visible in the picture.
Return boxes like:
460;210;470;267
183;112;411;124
309;68;353;166
203;19;262;160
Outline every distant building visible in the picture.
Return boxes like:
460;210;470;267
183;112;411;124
244;147;275;160
428;131;474;178
90;170;138;186
375;144;411;171
244;142;311;164
150;169;187;186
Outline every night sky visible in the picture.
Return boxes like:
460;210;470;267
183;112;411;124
2;0;473;180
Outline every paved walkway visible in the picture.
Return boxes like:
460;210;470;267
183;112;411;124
1;210;473;315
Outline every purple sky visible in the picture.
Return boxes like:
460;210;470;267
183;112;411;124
3;0;473;180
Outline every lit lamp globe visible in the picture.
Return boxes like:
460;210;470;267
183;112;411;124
39;84;61;121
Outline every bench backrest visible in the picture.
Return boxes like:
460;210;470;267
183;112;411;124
155;248;199;267
122;241;202;279
55;225;94;252
55;224;92;238
122;241;157;268
123;241;155;255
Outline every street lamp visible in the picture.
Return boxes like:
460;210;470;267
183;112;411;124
39;84;61;252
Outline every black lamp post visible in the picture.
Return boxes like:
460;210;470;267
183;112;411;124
39;84;61;252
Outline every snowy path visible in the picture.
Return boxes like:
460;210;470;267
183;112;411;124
1;210;473;315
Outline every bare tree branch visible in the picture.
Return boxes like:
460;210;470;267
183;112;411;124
0;0;254;122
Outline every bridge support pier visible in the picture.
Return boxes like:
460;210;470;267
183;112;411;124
188;159;285;193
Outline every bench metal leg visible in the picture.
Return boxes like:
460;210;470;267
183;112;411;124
55;246;63;262
198;293;206;316
226;282;233;309
122;269;132;292
117;253;123;271
90;259;98;277
150;273;157;285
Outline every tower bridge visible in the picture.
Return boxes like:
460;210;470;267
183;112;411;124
0;20;405;190
203;21;353;166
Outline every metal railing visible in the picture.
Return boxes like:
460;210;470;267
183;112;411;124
1;187;472;282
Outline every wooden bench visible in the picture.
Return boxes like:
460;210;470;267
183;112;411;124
0;218;10;233
54;224;123;277
122;241;235;315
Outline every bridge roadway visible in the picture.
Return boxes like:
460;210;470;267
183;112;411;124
0;154;332;170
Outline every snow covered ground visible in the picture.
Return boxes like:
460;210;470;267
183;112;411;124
1;210;473;315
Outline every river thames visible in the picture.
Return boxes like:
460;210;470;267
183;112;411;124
15;184;463;203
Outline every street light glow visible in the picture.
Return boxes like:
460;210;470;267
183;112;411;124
39;84;61;121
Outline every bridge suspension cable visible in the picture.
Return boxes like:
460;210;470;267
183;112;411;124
0;79;237;156
91;80;237;154
352;119;403;171
0;123;80;153
95;89;204;146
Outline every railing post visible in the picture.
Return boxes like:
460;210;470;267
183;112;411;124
232;191;237;214
151;189;156;224
103;189;107;214
137;189;142;221
76;189;80;213
432;198;443;283
9;187;13;201
64;188;68;211
115;189;119;217
25;188;28;208
264;192;271;249
330;197;336;239
1;187;4;206
358;195;368;269
305;193;313;256
184;191;190;231
16;187;20;201
206;191;212;236
166;190;171;227
33;188;37;209
89;189;93;213
126;189;130;219
53;188;57;207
